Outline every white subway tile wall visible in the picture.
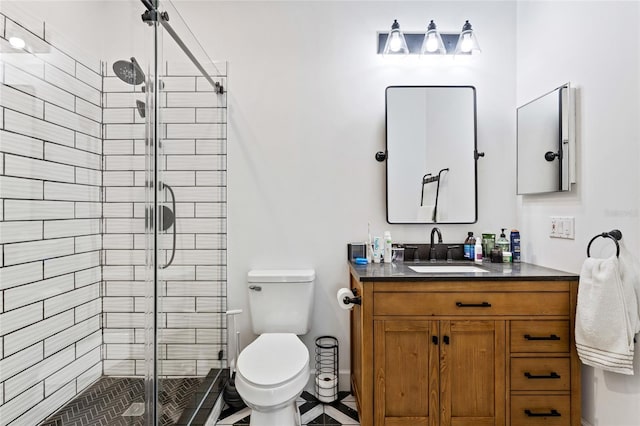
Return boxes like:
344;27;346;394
0;12;103;426
102;69;227;377
0;10;228;425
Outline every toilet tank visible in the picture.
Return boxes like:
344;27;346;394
247;269;315;335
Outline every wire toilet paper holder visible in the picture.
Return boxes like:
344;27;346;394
315;336;339;403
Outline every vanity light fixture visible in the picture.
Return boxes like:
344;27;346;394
378;19;480;56
382;19;409;55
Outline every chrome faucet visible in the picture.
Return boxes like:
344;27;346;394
429;227;443;262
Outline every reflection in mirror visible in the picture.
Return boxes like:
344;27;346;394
517;83;575;194
386;86;477;224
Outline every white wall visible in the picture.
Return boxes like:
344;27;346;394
176;0;517;385
10;0;519;389
516;2;640;425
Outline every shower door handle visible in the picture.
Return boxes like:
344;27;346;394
161;182;177;269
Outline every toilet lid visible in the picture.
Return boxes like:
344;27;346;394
237;333;308;387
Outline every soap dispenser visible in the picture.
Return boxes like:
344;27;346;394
496;228;510;254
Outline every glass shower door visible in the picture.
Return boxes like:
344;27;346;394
144;1;228;423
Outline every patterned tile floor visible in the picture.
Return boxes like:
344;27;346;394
40;377;204;426
216;391;360;426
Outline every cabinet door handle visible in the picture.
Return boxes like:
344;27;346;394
455;301;491;308
524;334;560;341
443;335;450;345
432;336;439;345
524;371;560;379
524;409;561;417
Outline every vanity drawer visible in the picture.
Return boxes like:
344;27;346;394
373;292;569;316
511;321;570;353
511;395;570;426
511;358;570;391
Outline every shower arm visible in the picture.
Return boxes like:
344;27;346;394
160;183;177;269
140;1;224;94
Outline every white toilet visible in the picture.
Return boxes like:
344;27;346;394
235;269;315;426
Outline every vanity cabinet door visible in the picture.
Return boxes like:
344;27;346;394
374;320;439;426
439;320;506;426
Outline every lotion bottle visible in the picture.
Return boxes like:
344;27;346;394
474;240;483;263
383;231;393;263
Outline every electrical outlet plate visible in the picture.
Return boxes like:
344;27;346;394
550;216;575;239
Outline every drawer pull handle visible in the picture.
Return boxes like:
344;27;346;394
524;334;560;341
456;301;491;308
524;409;561;417
524;371;561;379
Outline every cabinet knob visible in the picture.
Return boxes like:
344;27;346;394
432;336;438;345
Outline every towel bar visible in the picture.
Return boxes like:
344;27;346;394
586;229;622;258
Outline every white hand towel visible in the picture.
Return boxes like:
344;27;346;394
619;240;640;336
575;256;635;375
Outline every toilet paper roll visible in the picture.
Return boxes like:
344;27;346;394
316;373;338;403
316;373;337;389
337;288;355;310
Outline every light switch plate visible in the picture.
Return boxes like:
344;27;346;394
550;216;575;239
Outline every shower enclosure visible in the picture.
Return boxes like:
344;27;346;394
0;1;227;425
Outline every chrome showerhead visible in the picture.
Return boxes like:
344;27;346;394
112;57;145;85
136;100;146;118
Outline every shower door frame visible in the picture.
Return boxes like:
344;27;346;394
143;3;161;423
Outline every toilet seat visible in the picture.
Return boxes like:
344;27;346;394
237;333;308;387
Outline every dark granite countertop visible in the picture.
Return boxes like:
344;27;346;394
349;260;578;282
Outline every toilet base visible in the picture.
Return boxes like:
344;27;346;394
249;401;301;426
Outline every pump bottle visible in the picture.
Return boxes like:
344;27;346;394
383;231;393;263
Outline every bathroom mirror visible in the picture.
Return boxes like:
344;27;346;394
517;83;576;194
385;86;478;224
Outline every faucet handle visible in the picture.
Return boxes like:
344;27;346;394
405;245;419;262
446;245;460;263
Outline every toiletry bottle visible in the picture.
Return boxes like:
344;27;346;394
510;229;521;263
496;228;510;254
366;223;372;263
383;231;393;263
474;240;483;263
372;236;382;263
464;232;476;261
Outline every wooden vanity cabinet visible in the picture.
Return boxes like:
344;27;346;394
349;274;580;426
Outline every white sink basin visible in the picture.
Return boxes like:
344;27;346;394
408;265;489;273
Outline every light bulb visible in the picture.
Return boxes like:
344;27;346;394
425;34;438;53
9;37;25;50
389;33;402;52
460;33;473;53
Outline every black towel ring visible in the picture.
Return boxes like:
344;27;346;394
586;229;622;258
